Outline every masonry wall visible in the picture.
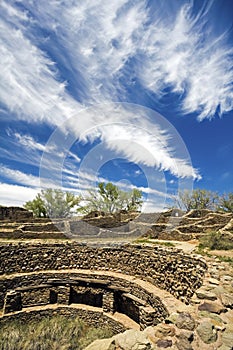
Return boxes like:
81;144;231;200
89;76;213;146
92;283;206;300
0;271;168;316
0;306;126;335
1;271;170;329
0;242;207;303
0;206;33;221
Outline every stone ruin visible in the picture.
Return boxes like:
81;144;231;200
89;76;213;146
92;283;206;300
0;206;33;221
0;208;233;350
0;241;208;331
1;206;232;241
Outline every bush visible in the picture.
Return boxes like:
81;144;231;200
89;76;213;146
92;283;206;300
199;231;233;251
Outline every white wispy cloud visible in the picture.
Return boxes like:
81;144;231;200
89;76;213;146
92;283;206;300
0;1;83;124
28;0;233;120
1;0;232;196
22;0;148;103
1;0;232;123
62;104;200;179
0;164;41;188
14;133;48;152
0;161;174;211
141;199;167;213
0;183;39;206
0;180;167;211
139;3;233;120
0;163;71;190
13;132;81;163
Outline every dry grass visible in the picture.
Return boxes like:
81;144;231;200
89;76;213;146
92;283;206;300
0;315;113;350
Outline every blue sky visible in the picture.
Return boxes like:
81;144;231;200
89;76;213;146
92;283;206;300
0;0;232;211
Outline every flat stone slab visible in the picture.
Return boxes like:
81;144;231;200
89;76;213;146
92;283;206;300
198;301;227;314
196;290;217;301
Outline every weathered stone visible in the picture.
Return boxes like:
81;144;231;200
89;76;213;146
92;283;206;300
84;337;116;350
176;331;194;342
222;275;232;282
198;301;227;314
196;320;217;344
221;327;233;349
114;329;152;350
175;330;194;350
217;346;233;350
196;289;217;301
142;326;158;344
211;319;226;331
1;209;233;350
156;339;173;348
167;313;196;331
0;242;208;305
3;290;22;313
208;278;220;285
0;206;33;221
199;311;224;323
153;324;176;338
221;293;233;309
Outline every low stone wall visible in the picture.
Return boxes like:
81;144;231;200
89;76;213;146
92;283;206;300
0;306;126;334
0;271;169;329
143;210;233;240
0;243;207;303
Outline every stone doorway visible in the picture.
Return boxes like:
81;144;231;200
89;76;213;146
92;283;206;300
69;287;103;307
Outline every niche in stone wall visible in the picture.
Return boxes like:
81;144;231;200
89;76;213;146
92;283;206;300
21;288;50;307
69;286;103;307
50;290;58;304
114;292;140;324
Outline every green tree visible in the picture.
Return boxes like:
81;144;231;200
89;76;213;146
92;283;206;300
24;193;47;217
80;182;143;214
175;189;218;212
98;182;119;213
24;189;81;218
125;188;143;211
218;192;233;213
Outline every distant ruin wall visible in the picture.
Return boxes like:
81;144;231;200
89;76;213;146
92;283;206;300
0;206;33;221
0;243;207;302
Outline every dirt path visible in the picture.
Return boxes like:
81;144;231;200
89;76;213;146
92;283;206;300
146;239;199;253
208;249;233;258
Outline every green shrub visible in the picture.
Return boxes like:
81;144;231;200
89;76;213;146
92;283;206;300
199;231;233;251
217;256;233;266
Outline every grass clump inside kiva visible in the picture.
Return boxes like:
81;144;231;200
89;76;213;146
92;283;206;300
0;315;113;350
198;231;233;251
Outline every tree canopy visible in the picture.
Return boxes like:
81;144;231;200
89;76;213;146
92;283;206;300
80;182;143;214
24;184;143;218
24;193;47;218
218;192;233;213
24;189;81;218
174;189;218;212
